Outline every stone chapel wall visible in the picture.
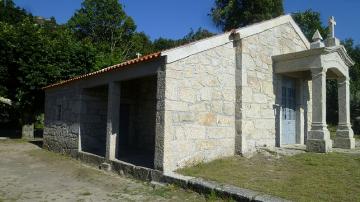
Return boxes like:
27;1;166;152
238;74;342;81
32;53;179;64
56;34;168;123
239;22;309;154
43;87;81;156
163;43;236;171
80;86;108;156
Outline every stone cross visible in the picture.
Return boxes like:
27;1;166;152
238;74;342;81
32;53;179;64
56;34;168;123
329;16;336;38
136;52;142;58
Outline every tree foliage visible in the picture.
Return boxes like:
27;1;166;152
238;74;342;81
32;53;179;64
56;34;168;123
153;28;215;51
292;9;328;41
0;12;97;124
68;0;138;68
343;39;360;131
0;0;29;24
210;0;284;31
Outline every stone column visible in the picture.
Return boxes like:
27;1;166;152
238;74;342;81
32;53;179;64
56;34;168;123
154;69;165;171
307;68;332;152
22;123;34;139
105;82;121;161
334;77;355;149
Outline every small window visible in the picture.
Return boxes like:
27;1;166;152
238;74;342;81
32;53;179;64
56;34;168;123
56;105;62;121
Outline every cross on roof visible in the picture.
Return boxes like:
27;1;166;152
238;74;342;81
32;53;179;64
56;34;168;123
136;52;142;58
329;16;336;38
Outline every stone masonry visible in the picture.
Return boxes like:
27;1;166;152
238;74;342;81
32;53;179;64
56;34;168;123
236;23;309;155
44;87;81;157
162;43;236;171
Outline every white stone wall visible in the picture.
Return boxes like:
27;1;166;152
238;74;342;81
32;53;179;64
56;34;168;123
163;43;236;171
239;23;309;154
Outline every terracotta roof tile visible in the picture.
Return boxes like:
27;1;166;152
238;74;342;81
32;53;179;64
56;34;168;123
43;52;161;90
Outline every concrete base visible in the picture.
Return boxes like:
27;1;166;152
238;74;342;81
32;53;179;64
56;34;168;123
306;139;333;153
334;137;355;149
100;162;112;171
325;37;340;47
335;127;355;149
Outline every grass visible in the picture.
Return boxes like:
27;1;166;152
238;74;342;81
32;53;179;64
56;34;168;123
80;192;92;196
178;152;360;202
328;124;337;139
0;139;27;144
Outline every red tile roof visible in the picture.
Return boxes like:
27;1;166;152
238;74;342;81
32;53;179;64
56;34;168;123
43;52;162;90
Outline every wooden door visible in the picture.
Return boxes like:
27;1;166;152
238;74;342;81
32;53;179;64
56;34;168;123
281;78;296;145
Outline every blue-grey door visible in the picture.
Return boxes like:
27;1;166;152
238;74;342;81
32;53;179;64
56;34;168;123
281;78;296;145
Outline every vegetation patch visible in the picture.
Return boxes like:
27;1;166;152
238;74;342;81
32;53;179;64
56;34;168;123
80;192;92;196
178;152;360;202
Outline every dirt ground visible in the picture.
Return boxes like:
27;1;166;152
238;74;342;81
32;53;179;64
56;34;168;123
0;140;209;202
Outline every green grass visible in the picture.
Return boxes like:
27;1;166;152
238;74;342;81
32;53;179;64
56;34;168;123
80;192;92;196
178;152;360;202
328;124;337;139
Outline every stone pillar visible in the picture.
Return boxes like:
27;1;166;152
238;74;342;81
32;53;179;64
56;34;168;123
334;77;355;149
307;68;332;152
22;123;34;139
154;70;165;171
105;82;120;161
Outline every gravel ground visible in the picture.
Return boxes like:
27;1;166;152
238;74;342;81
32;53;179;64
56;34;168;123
0;140;210;202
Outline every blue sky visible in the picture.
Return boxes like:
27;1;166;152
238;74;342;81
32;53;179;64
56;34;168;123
13;0;360;44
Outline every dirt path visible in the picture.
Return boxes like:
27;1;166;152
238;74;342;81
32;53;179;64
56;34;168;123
0;140;208;202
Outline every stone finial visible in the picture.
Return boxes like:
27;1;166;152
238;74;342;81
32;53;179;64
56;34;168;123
325;16;340;47
136;53;142;58
312;30;323;42
310;29;324;49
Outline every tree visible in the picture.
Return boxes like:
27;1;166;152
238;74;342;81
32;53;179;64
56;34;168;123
292;9;328;41
0;0;30;24
68;0;136;67
130;32;155;55
153;28;215;51
342;39;360;133
0;18;97;125
210;0;284;31
181;28;215;44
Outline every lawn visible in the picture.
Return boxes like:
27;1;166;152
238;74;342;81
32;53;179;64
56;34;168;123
178;151;360;202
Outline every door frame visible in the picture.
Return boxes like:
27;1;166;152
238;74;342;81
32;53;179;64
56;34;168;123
276;75;306;147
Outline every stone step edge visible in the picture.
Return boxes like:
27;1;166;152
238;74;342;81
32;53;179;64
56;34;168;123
75;151;290;202
161;172;291;202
